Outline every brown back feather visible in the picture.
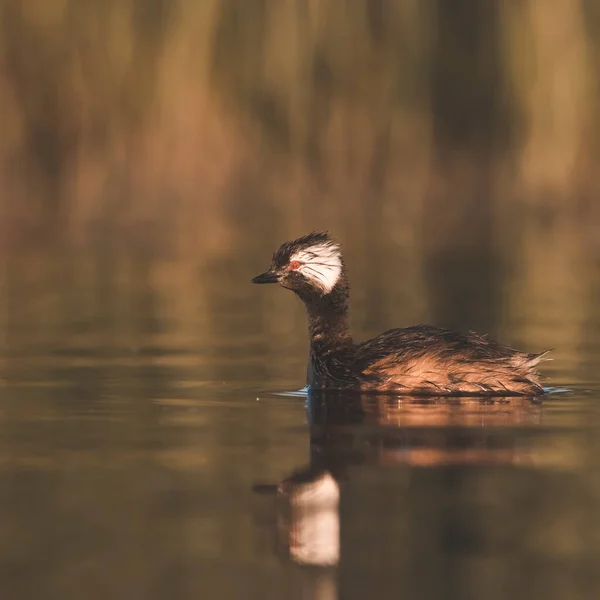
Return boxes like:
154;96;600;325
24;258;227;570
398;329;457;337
356;326;546;396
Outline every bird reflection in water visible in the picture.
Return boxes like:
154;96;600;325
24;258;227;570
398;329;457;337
255;391;543;569
308;391;543;469
275;466;340;567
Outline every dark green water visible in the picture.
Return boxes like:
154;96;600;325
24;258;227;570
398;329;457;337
1;243;599;600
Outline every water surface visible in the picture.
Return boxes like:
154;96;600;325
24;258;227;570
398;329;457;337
1;246;599;600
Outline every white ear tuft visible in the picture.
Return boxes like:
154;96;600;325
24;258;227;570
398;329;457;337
291;243;342;293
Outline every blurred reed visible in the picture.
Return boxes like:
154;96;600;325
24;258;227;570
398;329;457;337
1;0;600;372
0;0;598;251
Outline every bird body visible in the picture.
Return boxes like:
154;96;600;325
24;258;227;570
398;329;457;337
252;232;547;396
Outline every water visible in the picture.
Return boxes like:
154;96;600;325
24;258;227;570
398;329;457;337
1;243;599;600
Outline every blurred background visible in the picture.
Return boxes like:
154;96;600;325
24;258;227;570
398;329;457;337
2;2;600;599
2;0;600;371
3;0;600;244
2;0;600;231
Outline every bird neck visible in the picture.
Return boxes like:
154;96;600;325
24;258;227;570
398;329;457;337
303;282;353;352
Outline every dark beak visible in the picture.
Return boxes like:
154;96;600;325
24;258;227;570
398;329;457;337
251;270;280;284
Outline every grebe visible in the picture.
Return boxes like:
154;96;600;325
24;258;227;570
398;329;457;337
251;232;547;396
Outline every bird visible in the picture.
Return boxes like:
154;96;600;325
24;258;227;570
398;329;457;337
251;232;548;396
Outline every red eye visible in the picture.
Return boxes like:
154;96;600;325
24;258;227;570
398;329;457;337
289;260;301;271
